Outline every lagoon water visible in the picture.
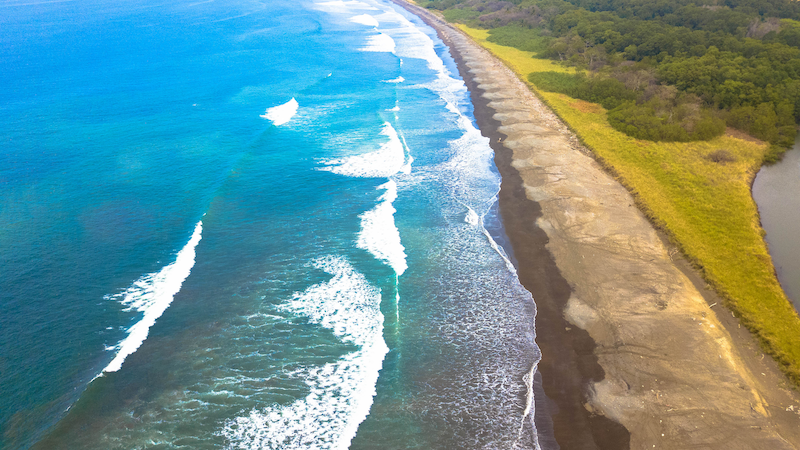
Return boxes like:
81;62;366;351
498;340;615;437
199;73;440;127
754;139;800;310
0;0;541;448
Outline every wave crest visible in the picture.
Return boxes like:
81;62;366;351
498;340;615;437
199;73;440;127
350;14;378;27
102;221;203;374
220;257;388;450
261;98;299;126
320;122;406;178
357;181;407;275
360;33;395;53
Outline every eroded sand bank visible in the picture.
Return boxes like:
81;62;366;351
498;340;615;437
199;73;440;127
393;1;800;448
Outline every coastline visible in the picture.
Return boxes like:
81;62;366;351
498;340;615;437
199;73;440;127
392;1;800;449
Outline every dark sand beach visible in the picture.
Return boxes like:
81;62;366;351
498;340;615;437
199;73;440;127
393;1;800;448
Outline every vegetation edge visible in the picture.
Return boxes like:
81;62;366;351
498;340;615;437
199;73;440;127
452;23;800;388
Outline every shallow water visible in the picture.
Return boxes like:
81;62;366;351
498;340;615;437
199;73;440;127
0;0;541;448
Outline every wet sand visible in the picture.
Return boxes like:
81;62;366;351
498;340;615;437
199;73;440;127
393;1;800;448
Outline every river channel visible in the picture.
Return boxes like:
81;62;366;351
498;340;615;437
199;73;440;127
753;137;800;311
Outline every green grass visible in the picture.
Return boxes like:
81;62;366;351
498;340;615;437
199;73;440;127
458;26;575;76
459;24;800;386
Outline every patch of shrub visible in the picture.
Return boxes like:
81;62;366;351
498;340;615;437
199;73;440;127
725;103;797;148
706;149;737;164
528;72;636;109
442;8;481;23
528;71;584;93
608;101;726;142
487;25;552;54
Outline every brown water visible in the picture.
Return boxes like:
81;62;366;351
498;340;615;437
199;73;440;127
753;137;800;310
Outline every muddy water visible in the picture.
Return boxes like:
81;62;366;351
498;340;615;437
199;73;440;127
753;138;800;310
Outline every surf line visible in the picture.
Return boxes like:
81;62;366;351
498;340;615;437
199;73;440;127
261;98;299;126
319;122;410;325
221;256;389;450
100;220;203;375
318;121;409;276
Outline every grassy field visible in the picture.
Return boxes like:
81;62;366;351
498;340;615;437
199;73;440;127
458;25;800;386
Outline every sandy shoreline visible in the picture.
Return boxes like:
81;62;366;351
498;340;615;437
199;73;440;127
393;1;800;448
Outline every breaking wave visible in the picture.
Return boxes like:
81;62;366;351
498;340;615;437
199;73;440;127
319;122;407;178
357;180;406;275
102;221;203;374
261;98;299;126
220;257;388;450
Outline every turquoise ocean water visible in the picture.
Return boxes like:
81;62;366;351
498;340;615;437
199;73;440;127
0;0;541;448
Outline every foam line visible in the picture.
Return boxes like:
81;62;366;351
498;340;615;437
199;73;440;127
315;0;377;11
260;98;299;126
468;197;517;275
361;32;395;53
102;221;203;373
483;225;517;275
465;206;480;226
464;203;516;274
320;122;406;178
398;137;413;175
357;180;407;275
350;13;378;27
320;123;409;276
220;257;388;450
394;275;400;324
315;1;542;446
517;362;542;450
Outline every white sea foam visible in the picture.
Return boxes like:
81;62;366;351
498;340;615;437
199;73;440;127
360;4;448;72
102;221;203;373
320;123;409;275
399;154;413;174
398;134;413;174
350;13;378;27
465;203;516;273
518;361;539;445
465;206;480;226
374;6;540;444
443;119;518;275
481;216;517;275
360;4;470;117
382;76;404;83
393;126;412;172
315;0;378;11
260;98;298;126
312;3;541;445
220;257;388;450
320;122;406;178
336;0;516;279
361;32;395;53
358;181;406;275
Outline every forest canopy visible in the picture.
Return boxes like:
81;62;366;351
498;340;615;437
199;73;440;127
420;0;800;154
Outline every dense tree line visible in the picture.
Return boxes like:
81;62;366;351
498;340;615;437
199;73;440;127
421;0;800;152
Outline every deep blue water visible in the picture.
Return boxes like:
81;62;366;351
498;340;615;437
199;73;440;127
0;0;541;448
